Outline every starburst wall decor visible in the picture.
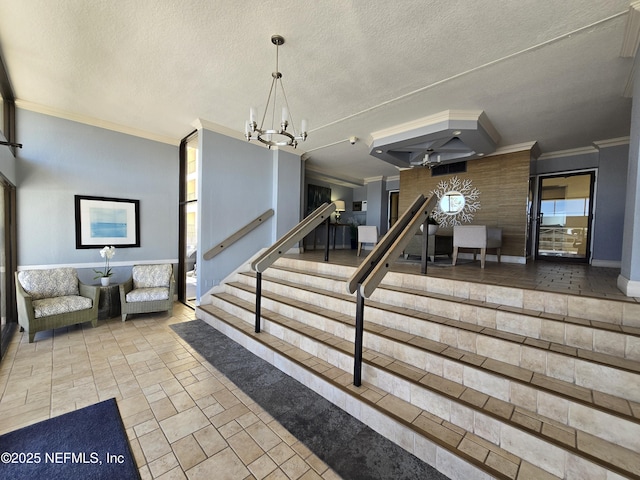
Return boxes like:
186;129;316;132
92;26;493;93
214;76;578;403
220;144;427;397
429;176;481;227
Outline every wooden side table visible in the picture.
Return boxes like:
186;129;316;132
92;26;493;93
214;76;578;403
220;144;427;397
98;284;121;320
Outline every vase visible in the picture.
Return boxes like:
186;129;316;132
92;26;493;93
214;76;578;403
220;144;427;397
100;277;110;287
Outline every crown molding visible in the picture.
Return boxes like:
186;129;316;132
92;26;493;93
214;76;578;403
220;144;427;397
537;145;599;160
386;174;400;183
16;100;180;145
621;1;640;57
488;141;539;157
192;118;243;139
305;165;364;188
593;136;630;148
364;176;384;184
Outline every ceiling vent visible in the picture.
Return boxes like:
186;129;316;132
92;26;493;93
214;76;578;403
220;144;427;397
369;110;500;169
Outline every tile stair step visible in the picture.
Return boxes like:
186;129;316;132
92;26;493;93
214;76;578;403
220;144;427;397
214;287;640;438
273;257;640;328
199;300;639;479
199;303;553;480
233;272;640;403
265;264;640;353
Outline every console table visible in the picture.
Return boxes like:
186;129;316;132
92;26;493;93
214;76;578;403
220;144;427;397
309;223;351;250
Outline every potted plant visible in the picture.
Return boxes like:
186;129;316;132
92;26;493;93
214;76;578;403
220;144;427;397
427;216;439;236
94;246;116;286
420;216;439;236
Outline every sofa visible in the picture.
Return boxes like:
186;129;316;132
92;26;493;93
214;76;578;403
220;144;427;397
15;267;100;343
120;264;175;322
403;230;453;262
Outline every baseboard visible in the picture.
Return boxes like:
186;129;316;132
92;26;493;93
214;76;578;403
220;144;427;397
591;259;622;268
617;274;640;297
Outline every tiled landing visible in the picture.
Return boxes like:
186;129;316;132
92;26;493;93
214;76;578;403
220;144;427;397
0;304;341;479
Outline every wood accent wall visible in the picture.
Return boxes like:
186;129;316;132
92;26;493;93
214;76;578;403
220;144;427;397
399;150;531;257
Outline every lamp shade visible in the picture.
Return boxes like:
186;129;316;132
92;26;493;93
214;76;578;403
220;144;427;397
334;200;346;212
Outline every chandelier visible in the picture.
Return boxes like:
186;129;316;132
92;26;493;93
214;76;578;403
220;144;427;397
423;151;442;169
245;35;307;149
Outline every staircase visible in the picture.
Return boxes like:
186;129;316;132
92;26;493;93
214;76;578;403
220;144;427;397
197;256;640;480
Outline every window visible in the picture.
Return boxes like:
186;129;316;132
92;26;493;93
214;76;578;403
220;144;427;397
179;131;199;307
431;161;467;177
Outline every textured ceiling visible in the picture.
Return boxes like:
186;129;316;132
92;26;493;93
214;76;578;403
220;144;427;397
0;1;635;185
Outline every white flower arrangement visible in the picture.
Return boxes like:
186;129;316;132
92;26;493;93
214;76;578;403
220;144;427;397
94;246;116;279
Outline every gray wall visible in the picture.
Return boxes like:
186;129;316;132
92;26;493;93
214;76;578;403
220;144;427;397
594;145;628;262
197;127;302;300
16;109;179;283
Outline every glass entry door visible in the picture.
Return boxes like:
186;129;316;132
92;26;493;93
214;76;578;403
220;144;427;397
535;172;594;261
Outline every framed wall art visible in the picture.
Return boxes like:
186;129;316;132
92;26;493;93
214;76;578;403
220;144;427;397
75;195;140;248
307;184;331;214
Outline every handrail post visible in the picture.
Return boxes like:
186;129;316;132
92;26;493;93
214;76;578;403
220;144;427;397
347;194;437;387
421;220;428;274
255;272;262;333
354;287;365;387
324;217;331;262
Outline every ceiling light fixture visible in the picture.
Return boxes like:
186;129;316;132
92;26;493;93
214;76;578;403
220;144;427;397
245;35;307;149
423;152;442;169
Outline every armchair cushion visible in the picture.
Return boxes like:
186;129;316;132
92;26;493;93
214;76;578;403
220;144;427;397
132;264;172;289
18;267;79;300
126;287;170;302
33;295;93;318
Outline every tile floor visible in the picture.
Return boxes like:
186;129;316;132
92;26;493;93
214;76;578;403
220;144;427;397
0;304;340;480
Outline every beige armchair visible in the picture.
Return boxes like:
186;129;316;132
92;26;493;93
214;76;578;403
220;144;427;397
452;225;502;268
120;264;175;321
357;225;379;256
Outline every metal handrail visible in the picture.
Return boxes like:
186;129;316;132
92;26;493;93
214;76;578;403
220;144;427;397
251;201;337;332
203;209;274;261
252;202;336;272
347;193;437;386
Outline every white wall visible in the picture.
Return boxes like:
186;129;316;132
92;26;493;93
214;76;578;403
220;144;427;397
16;109;179;283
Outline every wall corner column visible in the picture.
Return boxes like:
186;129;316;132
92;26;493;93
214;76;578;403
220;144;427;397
618;51;640;296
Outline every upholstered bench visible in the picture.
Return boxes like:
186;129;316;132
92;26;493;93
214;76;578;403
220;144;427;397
119;264;175;322
15;267;100;343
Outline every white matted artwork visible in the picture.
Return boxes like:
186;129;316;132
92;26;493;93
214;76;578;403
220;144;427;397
75;195;140;248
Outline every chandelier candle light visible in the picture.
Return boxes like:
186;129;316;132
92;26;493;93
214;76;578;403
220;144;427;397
94;246;116;286
245;35;308;148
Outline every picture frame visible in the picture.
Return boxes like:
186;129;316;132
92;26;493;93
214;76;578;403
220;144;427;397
75;195;140;248
307;184;331;214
